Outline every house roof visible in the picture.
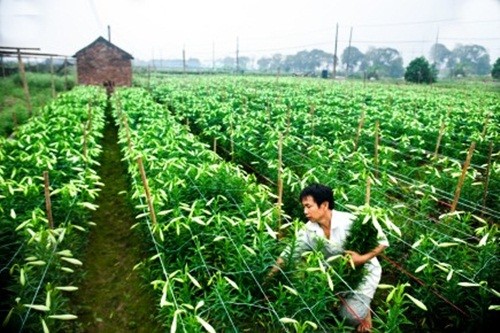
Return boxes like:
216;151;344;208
73;36;134;59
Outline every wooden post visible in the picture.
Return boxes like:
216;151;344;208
12;111;18;131
309;104;315;136
82;122;88;161
16;49;32;116
374;120;380;178
365;176;371;206
481;114;490;139
267;102;272;123
230;117;234;160
435;108;451;158
354;108;365;151
482;142;493;215
63;57;68;91
122;113;134;154
450;141;476;213
1;55;5;77
137;157;157;226
286;104;291;136
277;133;284;234
242;96;247;115
87;102;93;132
434;121;446;159
147;65;151;90
50;57;56;98
43;171;54;229
213;137;217;154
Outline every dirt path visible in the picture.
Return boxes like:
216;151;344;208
72;105;161;333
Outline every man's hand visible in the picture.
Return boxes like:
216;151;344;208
345;244;387;267
344;250;366;267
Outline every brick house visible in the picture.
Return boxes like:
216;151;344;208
73;36;133;90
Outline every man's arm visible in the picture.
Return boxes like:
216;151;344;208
267;256;285;279
344;244;387;267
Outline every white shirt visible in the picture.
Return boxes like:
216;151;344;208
280;209;389;299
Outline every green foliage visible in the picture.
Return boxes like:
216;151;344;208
0;87;106;332
404;57;437;84
146;76;498;331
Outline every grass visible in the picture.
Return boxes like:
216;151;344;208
0;72;75;136
70;105;160;332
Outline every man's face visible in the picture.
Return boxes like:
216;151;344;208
301;195;327;222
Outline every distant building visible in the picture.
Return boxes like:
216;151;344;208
73;36;133;91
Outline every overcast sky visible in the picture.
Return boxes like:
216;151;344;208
1;0;499;66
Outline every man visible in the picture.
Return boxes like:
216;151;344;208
268;183;389;332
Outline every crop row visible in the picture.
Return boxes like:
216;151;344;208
112;87;395;332
149;77;498;332
152;77;499;216
0;87;106;332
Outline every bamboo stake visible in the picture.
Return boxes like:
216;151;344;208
481;114;490;139
365;176;371;206
87;102;93;133
277;133;284;234
286;104;291;136
309;104;315;136
43;171;54;229
16;49;32;116
82;122;87;160
122;113;134;154
137;157;157;226
434;108;451;158
230;117;234;160
63;56;68;91
12;111;18;131
482;142;493;216
267;102;272;123
450;141;476;213
354;108;365;151
374;120;380;179
50;57;56;98
434;121;446;159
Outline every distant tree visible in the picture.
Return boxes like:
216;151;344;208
429;43;451;66
404;56;437;84
221;57;235;69
283;49;332;73
238;56;251;70
257;57;272;72
341;46;364;75
362;47;404;78
429;43;451;76
270;54;283;72
187;58;201;68
448;44;491;76
492;58;500;80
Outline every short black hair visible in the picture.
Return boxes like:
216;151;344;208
299;183;335;209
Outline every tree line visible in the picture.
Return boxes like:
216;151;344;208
255;43;494;79
133;43;497;80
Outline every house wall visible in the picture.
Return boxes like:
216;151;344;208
76;43;132;86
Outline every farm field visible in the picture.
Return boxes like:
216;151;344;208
1;75;499;332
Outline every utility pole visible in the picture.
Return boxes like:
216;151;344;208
346;27;353;78
332;23;339;79
212;41;215;71
434;28;439;64
182;46;186;73
108;25;111;42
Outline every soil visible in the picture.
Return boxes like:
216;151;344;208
71;103;162;333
